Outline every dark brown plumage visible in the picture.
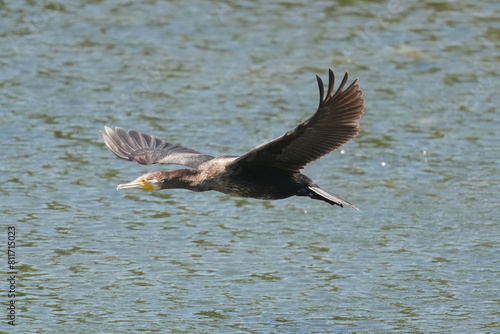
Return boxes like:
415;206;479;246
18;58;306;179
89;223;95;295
100;69;364;208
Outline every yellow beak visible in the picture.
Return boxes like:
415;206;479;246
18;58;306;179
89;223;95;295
117;179;154;191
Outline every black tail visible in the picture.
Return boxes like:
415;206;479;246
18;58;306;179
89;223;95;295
306;186;358;210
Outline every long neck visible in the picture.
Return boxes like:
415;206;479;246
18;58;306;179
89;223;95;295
158;169;205;192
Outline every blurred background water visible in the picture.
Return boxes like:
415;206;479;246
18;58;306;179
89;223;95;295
0;0;499;333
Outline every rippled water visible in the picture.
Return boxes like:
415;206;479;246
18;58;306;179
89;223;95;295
1;1;499;333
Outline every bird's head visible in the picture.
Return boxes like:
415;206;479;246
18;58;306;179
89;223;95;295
116;172;163;191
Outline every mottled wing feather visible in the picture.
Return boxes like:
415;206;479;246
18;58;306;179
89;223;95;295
229;70;364;174
100;126;214;168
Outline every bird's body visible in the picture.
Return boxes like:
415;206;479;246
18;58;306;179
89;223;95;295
150;157;310;200
100;70;364;208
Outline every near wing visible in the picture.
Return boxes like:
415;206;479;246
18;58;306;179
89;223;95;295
100;126;214;168
228;69;364;174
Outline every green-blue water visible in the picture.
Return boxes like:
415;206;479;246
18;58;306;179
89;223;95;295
1;1;498;333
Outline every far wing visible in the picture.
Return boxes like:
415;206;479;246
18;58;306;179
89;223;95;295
100;126;214;168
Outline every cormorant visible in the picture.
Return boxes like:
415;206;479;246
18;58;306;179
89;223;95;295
100;69;364;208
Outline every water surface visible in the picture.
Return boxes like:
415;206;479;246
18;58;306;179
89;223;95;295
1;1;499;333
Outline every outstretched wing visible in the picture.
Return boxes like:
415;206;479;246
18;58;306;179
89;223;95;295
100;126;214;168
228;70;364;174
